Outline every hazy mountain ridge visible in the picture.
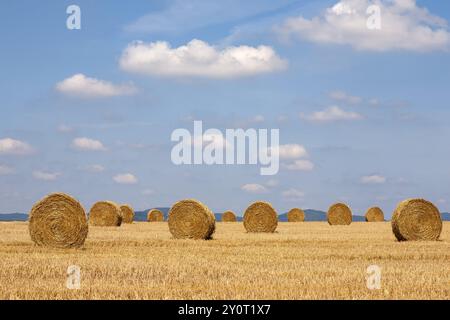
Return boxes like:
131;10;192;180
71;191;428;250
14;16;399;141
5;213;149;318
2;210;449;222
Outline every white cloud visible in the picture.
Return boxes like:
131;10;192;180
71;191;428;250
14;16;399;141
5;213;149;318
368;98;380;106
0;138;33;155
83;164;105;173
113;173;138;185
142;189;155;196
120;39;287;78
125;0;287;34
57;124;74;133
269;144;308;160
265;179;279;187
329;90;362;104
277;115;289;122
252;115;265;123
282;188;305;201
361;175;386;184
33;171;60;181
301;106;363;123
72;137;107;151
241;183;268;194
276;0;450;52
0;165;14;175
284;159;315;171
56;74;137;98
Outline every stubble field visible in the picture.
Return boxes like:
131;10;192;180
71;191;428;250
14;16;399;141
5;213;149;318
0;221;448;300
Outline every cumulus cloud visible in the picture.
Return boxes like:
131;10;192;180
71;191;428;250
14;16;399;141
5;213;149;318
329;90;362;104
57;124;74;133
113;173;138;185
282;188;305;201
301;106;363;123
83;164;105;173
33;171;60;181
72;137;107;151
268;144;308;160
0;138;33;155
142;189;155;196
284;159;315;171
0;165;14;175
368;98;380;106
361;174;386;184
265;179;279;187
276;0;450;52
241;183;268;194
56;74;137;98
120;39;287;78
251;115;265;123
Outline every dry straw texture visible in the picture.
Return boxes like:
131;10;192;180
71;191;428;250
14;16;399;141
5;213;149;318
287;208;305;222
392;199;442;241
327;203;352;225
222;210;237;222
168;199;216;240
243;201;278;233
147;209;164;222
365;207;384;222
89;201;122;227
3;222;449;299
28;193;88;248
120;204;134;224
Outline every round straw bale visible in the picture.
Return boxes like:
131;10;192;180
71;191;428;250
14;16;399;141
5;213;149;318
120;204;134;224
365;207;384;222
28;193;88;249
391;199;442;241
147;208;164;222
327;203;352;225
287;208;305;222
222;210;237;222
168;199;215;239
89;201;122;226
243;201;278;233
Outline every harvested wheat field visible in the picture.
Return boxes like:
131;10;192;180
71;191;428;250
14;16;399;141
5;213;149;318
0;221;449;300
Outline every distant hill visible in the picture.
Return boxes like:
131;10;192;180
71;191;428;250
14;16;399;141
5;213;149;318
137;208;339;222
1;211;449;222
0;213;28;221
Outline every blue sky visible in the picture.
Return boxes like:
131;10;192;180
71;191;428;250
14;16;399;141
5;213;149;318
1;0;449;217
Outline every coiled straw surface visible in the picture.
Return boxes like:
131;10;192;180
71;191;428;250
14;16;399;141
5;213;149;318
168;199;215;239
147;209;164;222
327;203;352;225
365;207;384;222
287;208;305;222
222;210;237;222
89;201;122;227
243;201;278;233
120;204;134;224
391;199;442;241
28;193;88;248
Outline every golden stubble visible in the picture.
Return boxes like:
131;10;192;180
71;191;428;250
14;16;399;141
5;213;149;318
0;221;448;300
